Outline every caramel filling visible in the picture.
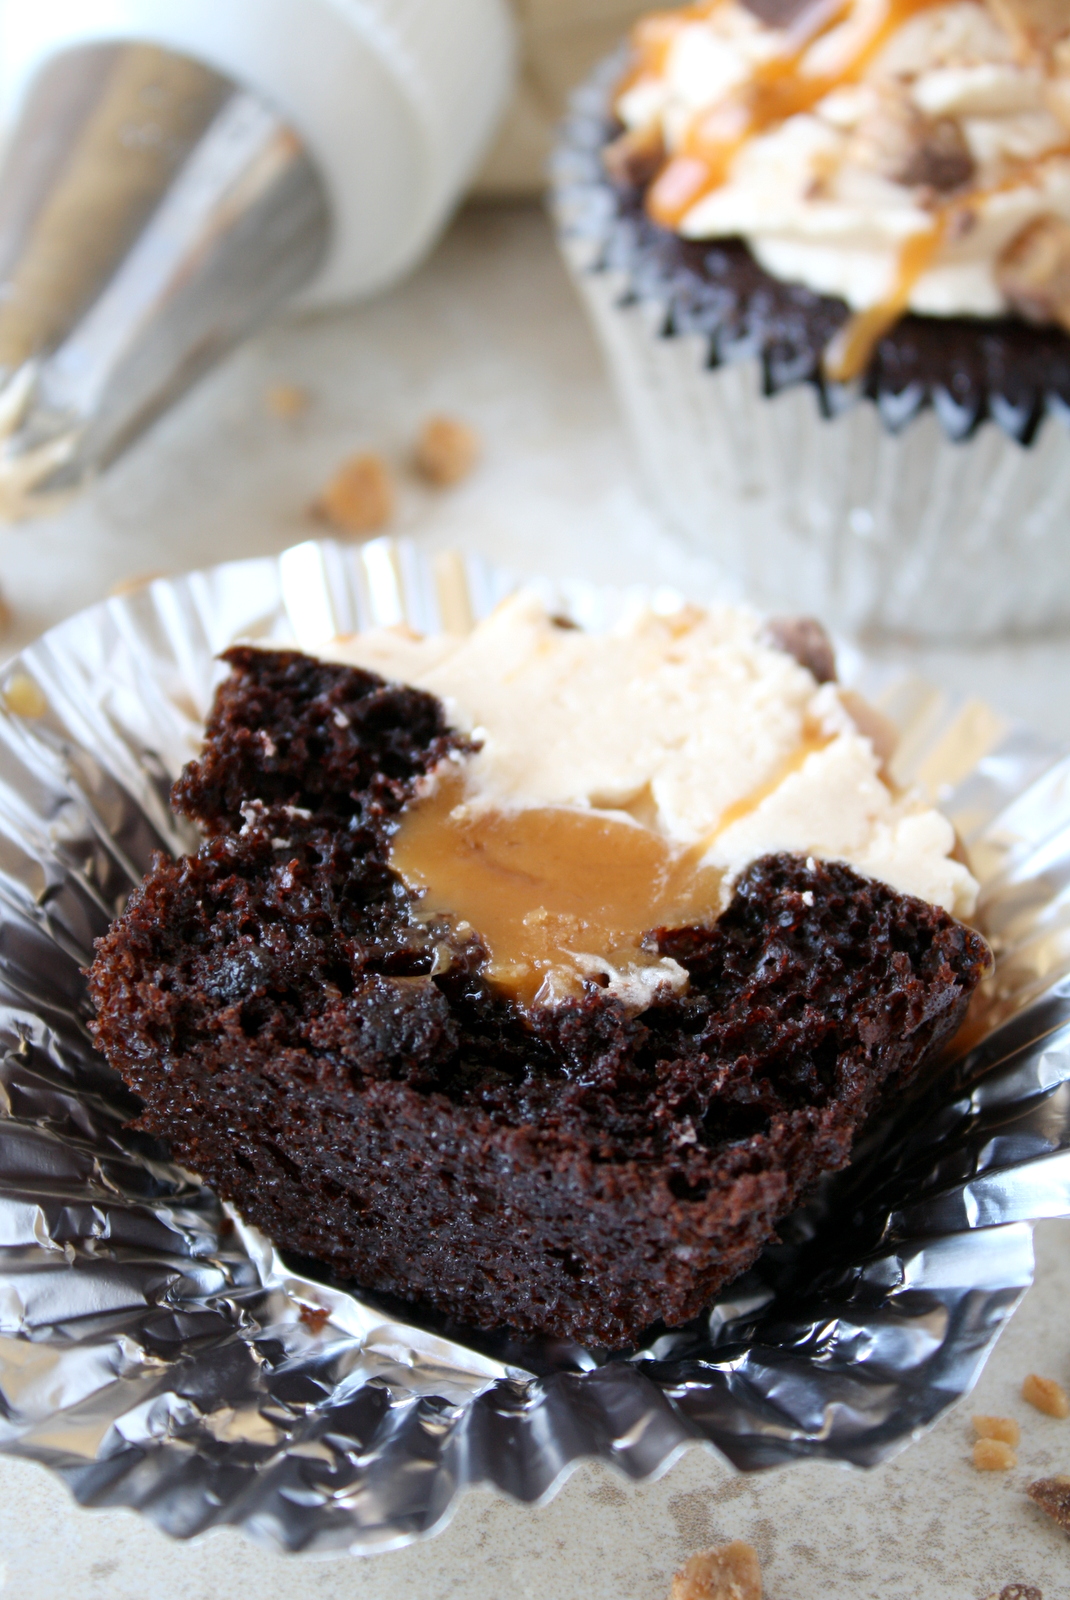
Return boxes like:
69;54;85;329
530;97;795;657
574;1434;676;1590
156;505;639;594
389;769;724;1007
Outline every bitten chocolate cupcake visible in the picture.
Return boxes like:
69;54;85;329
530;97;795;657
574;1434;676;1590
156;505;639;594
552;0;1070;639
88;595;988;1347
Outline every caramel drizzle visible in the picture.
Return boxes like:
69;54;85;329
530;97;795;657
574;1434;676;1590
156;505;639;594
823;218;947;381
626;0;1060;381
643;0;946;229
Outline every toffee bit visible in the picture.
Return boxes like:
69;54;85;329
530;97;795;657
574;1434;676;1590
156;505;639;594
849;94;973;195
311;452;395;535
974;1437;1017;1470
1022;1373;1070;1418
1027;1474;1070;1532
974;1415;1021;1447
298;1303;331;1334
981;1587;1044;1600
670;1540;762;1600
414;415;481;488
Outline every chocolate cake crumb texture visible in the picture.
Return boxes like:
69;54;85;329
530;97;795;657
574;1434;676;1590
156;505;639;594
610;188;1070;445
89;649;988;1346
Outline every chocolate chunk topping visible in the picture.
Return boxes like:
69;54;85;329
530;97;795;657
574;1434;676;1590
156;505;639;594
765;615;837;683
897;117;975;193
603;123;666;190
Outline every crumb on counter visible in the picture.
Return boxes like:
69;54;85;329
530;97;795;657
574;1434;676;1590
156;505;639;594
1028;1475;1070;1533
1023;1374;1070;1419
670;1540;762;1600
414;414;481;487
265;382;310;419
311;453;394;535
981;1586;1043;1600
974;1438;1017;1471
974;1416;1021;1447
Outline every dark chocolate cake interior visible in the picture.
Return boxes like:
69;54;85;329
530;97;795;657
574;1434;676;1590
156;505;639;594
88;648;989;1346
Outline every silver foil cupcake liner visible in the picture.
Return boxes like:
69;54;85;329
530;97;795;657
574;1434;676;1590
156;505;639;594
551;58;1070;643
0;536;1069;1554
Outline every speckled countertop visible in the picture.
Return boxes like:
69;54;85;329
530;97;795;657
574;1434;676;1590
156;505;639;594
2;203;1069;1599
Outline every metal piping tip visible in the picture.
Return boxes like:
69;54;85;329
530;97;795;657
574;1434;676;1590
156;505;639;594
0;41;330;518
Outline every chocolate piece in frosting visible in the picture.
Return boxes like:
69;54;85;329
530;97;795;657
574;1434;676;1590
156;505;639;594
765;616;837;685
896;118;975;196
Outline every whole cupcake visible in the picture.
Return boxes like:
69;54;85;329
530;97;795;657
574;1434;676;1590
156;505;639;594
552;0;1070;640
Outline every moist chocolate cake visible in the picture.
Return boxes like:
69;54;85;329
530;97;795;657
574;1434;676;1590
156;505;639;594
88;645;988;1346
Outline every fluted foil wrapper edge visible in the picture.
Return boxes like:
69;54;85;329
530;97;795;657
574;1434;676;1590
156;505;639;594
0;537;1068;1554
